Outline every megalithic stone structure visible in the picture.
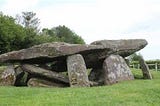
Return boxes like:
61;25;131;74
0;39;148;87
0;39;148;70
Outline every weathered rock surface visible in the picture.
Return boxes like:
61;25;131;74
0;39;148;87
0;42;106;63
21;64;69;83
0;64;16;86
91;39;148;57
139;57;152;79
67;54;90;87
103;55;134;85
27;78;68;87
0;39;147;69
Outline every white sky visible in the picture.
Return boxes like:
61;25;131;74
0;0;160;60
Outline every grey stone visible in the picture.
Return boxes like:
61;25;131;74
103;55;134;85
27;78;68;87
0;64;16;86
139;57;152;79
0;39;147;70
0;39;148;88
67;54;90;87
91;39;148;57
0;42;106;63
21;64;69;83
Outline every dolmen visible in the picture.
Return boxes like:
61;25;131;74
0;39;148;87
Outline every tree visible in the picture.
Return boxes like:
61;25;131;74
16;12;40;33
0;12;41;54
41;25;85;44
15;12;42;48
44;25;85;44
0;12;85;54
41;28;59;41
129;53;143;61
0;13;29;54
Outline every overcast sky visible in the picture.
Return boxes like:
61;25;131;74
0;0;160;60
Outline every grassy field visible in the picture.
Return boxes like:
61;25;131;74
0;69;160;106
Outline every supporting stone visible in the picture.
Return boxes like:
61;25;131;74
139;57;152;79
67;54;90;87
103;55;134;85
21;64;69;83
27;78;68;87
0;64;16;86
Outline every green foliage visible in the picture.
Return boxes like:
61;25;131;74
131;60;160;64
41;28;59;42
0;69;160;106
34;35;57;45
16;12;40;33
146;60;160;64
0;12;85;55
129;53;143;61
0;13;41;53
0;13;27;53
15;12;42;48
42;25;85;44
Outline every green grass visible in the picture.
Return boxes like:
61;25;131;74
0;69;160;106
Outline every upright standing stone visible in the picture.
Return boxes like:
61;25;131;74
103;55;134;85
139;57;152;79
0;64;16;86
67;54;90;87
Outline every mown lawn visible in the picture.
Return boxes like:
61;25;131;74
0;69;160;106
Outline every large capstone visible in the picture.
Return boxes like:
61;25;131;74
0;64;16;86
0;39;147;70
67;54;90;87
0;42;106;64
103;55;134;85
91;39;148;57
